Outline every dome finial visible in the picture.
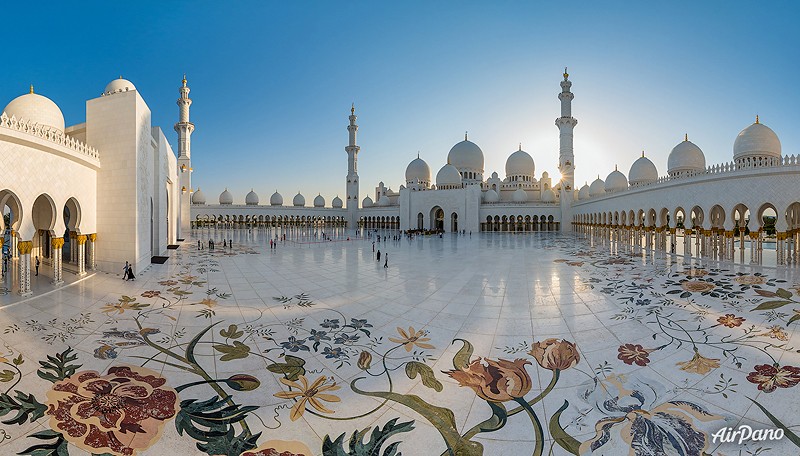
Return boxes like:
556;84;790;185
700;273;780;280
642;150;645;157
755;114;759;124
519;143;522;151
417;151;420;159
351;103;355;115
29;84;34;94
563;67;569;80
182;74;187;86
464;131;468;141
685;133;688;141
615;164;618;171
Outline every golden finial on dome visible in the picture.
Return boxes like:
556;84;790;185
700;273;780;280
417;151;420;159
563;67;569;80
351;103;355;115
464;131;468;141
182;73;187;86
29;84;34;94
685;133;688;141
519;143;522;151
756;114;759;124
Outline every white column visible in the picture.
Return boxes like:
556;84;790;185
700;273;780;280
87;234;97;270
51;237;64;285
77;235;87;276
17;240;32;296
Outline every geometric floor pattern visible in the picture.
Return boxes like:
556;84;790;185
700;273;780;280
0;230;798;455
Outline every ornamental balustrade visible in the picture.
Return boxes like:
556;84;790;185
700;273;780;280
0;112;100;160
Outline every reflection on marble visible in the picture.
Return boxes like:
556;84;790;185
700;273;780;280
0;229;798;456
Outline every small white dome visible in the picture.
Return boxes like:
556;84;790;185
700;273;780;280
313;194;325;207
447;137;484;173
245;189;259;205
103;77;136;96
628;154;658;186
436;163;462;188
405;156;431;184
3;90;65;133
512;187;528;203
734;120;781;160
589;177;605;197
332;196;343;208
483;189;499;203
377;195;390;206
219;188;233;205
542;188;556;202
604;168;628;192
293;192;305;207
668;138;706;175
191;188;206;205
505;148;535;178
578;183;590;200
362;195;374;207
270;191;283;206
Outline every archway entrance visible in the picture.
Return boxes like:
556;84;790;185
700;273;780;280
451;212;458;232
417;212;424;230
63;198;81;263
32;194;56;277
430;207;444;231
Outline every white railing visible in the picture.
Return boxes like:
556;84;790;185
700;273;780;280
594;154;800;197
0;112;100;160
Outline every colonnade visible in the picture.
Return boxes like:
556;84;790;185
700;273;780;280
573;222;800;266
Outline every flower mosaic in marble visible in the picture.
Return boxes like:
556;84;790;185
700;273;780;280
0;230;798;455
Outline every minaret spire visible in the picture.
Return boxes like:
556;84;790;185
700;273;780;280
175;75;195;235
345;104;361;227
556;68;577;233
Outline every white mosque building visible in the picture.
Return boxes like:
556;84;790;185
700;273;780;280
0;77;187;295
4;68;799;298
191;70;800;266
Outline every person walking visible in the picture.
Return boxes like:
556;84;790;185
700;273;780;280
127;262;136;281
35;256;40;276
384;254;388;268
376;250;381;262
122;261;130;280
223;239;227;248
372;241;375;252
198;240;201;249
229;239;232;248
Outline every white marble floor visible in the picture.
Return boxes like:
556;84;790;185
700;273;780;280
0;229;797;456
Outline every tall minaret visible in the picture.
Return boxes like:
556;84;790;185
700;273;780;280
345;104;360;229
175;74;194;235
556;68;577;233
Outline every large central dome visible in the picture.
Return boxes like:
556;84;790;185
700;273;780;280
405;156;431;184
447;136;484;174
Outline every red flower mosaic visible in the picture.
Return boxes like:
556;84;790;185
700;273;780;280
746;364;800;393
45;365;178;455
617;344;651;366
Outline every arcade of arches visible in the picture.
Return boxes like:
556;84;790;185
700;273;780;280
194;214;349;230
2;191;95;296
574;202;800;266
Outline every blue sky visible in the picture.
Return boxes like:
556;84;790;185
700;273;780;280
2;1;798;204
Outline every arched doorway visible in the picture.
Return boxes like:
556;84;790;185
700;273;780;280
32;194;56;275
430;206;444;231
417;212;424;230
451;212;458;232
63;198;81;263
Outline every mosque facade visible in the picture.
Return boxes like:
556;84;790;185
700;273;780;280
0;78;183;295
191;70;800;265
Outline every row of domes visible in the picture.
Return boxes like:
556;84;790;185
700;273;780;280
406;141;535;187
1;77;139;135
192;189;343;208
580;119;782;199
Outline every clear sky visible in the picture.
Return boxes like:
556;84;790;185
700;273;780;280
2;1;798;204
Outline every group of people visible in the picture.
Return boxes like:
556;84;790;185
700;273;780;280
375;249;388;268
122;261;135;281
198;239;233;250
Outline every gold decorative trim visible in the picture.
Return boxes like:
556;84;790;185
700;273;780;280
88;233;97;242
77;235;87;245
51;237;65;249
17;241;33;255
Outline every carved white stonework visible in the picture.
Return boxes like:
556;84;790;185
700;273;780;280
18;253;31;296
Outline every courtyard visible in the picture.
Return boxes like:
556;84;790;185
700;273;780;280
0;230;797;455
